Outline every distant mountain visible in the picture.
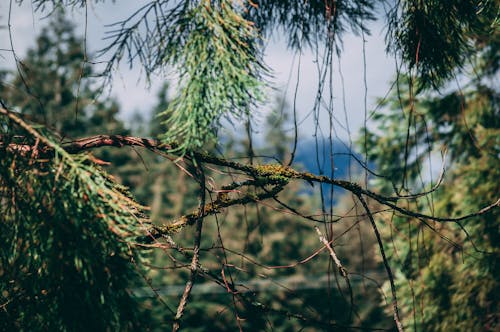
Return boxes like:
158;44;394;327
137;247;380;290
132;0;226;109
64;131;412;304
292;139;367;180
291;139;372;205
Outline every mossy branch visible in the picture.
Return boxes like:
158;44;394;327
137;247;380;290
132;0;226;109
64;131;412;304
1;119;497;234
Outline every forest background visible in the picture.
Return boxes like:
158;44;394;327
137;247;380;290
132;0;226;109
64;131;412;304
0;1;498;332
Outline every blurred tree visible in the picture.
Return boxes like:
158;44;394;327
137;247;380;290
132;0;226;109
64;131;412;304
360;25;499;330
262;98;292;163
2;9;90;136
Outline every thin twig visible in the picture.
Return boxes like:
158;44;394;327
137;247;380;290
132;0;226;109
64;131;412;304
314;226;348;279
356;194;404;332
172;163;206;332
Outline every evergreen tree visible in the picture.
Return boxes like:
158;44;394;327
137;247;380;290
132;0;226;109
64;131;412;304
0;9;150;331
360;28;499;330
2;10;88;136
263;97;292;163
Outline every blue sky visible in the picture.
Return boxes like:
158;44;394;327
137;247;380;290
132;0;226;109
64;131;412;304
0;1;396;142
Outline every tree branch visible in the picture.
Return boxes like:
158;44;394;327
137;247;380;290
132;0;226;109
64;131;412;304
1;129;497;227
172;164;206;332
357;193;404;332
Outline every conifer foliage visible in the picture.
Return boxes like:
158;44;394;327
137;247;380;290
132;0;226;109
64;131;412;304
1;1;499;331
0;10;149;331
0;108;150;331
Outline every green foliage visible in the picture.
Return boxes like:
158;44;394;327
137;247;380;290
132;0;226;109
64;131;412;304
1;10;88;136
159;0;265;154
96;0;375;153
362;64;499;193
17;0;498;153
245;0;375;48
2;1;498;331
386;0;498;90
0;120;150;331
0;12;152;331
1;7;135;177
1;9;129;140
361;29;499;329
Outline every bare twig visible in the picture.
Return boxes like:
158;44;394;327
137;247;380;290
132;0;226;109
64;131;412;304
314;226;348;279
357;194;404;332
172;163;206;332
